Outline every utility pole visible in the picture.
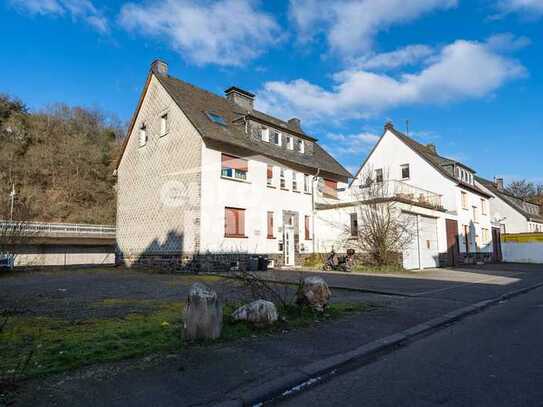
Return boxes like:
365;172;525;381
9;184;15;221
406;119;410;136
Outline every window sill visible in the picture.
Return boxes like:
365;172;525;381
221;176;250;184
281;187;290;191
304;191;312;195
160;131;169;138
224;235;248;239
267;184;276;189
401;177;410;181
293;190;301;193
267;236;276;240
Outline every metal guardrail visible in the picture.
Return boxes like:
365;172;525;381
0;221;116;237
355;180;443;209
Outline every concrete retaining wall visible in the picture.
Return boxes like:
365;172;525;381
10;244;115;267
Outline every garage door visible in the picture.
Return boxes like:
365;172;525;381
401;213;420;270
401;214;439;270
419;216;439;268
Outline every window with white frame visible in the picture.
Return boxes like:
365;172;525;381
297;139;304;153
401;164;410;180
461;191;468;209
286;135;294;150
221;153;248;181
272;130;281;146
375;168;384;183
139;124;147;147
473;205;479;223
292;172;298;191
267;165;273;186
482;228;490;245
260;126;270;142
160;112;169;136
481;198;487;215
304;174;311;193
280;168;286;189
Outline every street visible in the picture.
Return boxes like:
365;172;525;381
279;285;543;407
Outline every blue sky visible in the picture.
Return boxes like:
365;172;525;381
1;0;542;182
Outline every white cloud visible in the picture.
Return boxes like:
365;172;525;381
10;0;109;33
119;0;281;66
289;0;457;58
355;44;434;71
495;0;543;16
325;132;380;155
256;38;526;123
485;33;531;52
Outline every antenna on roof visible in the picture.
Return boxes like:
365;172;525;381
405;119;409;136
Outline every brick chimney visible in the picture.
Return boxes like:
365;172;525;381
426;143;437;155
495;177;504;191
384;121;394;131
225;86;254;111
288;118;302;132
151;59;168;77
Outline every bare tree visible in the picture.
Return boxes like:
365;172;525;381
0;197;32;271
334;167;417;266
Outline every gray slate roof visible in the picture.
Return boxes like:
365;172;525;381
154;72;351;180
476;176;543;223
387;126;491;197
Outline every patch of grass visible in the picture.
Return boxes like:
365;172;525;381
0;300;369;380
351;264;407;274
302;254;325;269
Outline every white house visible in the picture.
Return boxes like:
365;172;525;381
476;177;543;234
316;123;500;270
115;60;350;271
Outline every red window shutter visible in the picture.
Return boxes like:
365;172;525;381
324;179;338;197
267;165;273;179
222;154;248;171
267;212;274;238
225;207;245;237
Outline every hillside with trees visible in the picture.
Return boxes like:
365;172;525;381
0;94;123;224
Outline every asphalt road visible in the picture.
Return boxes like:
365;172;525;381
279;285;543;407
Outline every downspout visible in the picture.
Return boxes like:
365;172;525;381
312;168;321;254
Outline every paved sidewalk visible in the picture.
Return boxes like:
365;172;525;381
13;263;543;407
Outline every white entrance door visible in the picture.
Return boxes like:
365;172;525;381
284;226;295;266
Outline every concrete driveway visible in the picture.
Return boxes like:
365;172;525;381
261;263;543;304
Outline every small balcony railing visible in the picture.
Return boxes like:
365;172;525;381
354;180;443;210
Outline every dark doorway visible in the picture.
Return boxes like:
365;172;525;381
446;219;459;266
492;227;503;262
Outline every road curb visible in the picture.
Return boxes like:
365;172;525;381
216;280;543;406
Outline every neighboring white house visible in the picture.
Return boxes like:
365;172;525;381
316;123;499;270
115;60;350;271
475;177;543;234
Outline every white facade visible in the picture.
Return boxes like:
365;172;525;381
476;180;543;234
200;145;318;259
317;127;495;269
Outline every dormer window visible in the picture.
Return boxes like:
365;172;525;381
272;130;281;146
286;135;294;150
139;124;147;147
260;126;270;142
297;139;304;153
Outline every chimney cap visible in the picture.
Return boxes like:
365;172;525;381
384;121;394;131
151;59;168;77
224;86;255;98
